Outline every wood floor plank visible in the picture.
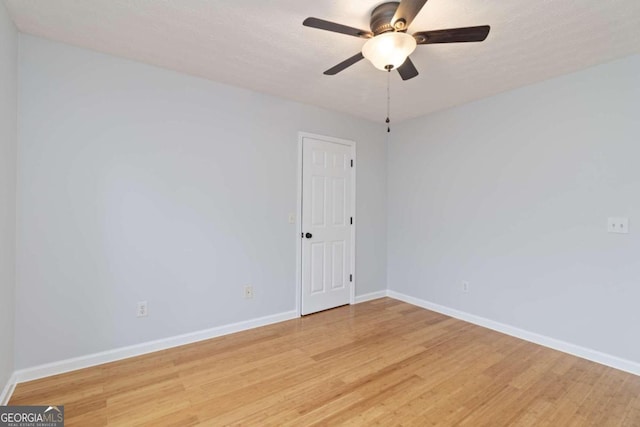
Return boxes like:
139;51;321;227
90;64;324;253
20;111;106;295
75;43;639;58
9;298;640;426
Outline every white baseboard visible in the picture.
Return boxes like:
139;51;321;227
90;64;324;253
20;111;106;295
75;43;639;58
8;290;639;398
387;290;640;377
354;290;388;304
13;310;298;385
1;373;17;406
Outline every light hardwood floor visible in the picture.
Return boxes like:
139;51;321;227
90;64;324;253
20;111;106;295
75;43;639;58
10;298;640;426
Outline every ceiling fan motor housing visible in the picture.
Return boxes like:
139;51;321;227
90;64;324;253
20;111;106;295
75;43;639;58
370;2;401;35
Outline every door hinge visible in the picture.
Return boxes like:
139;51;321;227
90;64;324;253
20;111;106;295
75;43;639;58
350;159;354;168
350;274;353;282
350;217;353;225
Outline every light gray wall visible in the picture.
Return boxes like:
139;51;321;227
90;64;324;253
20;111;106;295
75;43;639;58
388;54;640;363
16;35;387;369
0;2;17;390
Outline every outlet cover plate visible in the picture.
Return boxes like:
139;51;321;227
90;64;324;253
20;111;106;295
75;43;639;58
462;281;470;293
608;217;629;234
244;285;254;299
137;301;148;317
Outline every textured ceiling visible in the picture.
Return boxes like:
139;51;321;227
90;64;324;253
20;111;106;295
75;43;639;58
5;0;640;123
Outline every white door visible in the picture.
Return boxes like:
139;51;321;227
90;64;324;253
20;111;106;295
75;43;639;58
301;135;354;315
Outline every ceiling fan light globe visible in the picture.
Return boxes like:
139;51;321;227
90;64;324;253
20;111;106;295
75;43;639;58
362;31;417;71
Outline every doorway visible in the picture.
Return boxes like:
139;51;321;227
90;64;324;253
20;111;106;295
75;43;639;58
297;133;356;315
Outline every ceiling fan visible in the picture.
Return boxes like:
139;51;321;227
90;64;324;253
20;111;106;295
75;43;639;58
303;0;490;80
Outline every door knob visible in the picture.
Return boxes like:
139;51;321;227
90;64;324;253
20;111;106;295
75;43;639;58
305;232;313;239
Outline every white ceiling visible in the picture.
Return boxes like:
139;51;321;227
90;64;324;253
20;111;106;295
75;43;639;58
5;0;640;123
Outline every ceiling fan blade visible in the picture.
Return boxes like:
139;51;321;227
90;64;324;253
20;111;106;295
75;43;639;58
397;57;419;80
324;53;365;75
391;0;429;30
303;17;373;39
414;25;490;44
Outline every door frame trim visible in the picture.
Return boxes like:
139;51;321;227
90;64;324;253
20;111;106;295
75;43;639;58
296;132;356;316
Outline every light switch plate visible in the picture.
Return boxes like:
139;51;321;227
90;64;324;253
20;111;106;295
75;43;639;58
607;217;629;234
288;213;296;224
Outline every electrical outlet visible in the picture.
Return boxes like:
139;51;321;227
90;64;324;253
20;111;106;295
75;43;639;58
462;281;470;293
607;217;629;234
137;301;148;317
244;285;254;299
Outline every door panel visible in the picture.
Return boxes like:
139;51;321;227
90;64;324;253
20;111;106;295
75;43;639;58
310;242;325;294
331;241;345;289
332;177;346;225
301;137;353;315
311;176;326;226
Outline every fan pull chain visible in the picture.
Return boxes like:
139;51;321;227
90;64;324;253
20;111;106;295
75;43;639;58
386;68;391;133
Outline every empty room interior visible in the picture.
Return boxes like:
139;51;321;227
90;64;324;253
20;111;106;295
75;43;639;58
1;0;640;425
